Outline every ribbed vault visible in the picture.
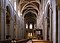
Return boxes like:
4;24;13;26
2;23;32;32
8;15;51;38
18;0;41;24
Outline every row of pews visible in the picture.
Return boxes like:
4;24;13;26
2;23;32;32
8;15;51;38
0;39;53;43
0;39;30;43
32;39;53;43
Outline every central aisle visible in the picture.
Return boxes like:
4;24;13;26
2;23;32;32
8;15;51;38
26;40;32;43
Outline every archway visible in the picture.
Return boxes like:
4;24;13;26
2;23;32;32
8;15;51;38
47;5;50;40
6;6;11;39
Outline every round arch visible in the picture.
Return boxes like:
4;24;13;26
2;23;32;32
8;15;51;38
21;5;39;13
6;4;13;16
20;1;37;9
23;11;37;18
22;8;38;15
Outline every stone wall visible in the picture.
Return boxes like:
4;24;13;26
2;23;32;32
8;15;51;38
16;15;24;39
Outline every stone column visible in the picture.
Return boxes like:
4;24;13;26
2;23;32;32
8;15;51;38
1;0;6;40
52;0;56;43
10;14;14;39
42;18;44;40
43;0;45;40
44;18;47;40
49;0;53;41
44;4;48;40
0;0;1;40
58;8;60;43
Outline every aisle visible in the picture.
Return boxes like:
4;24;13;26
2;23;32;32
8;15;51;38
26;40;32;43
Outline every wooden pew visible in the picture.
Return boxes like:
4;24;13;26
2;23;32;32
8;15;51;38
32;39;53;43
0;40;11;43
16;39;30;43
0;39;30;43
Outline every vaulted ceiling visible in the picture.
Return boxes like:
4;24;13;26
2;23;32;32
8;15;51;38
19;0;41;15
18;0;41;24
